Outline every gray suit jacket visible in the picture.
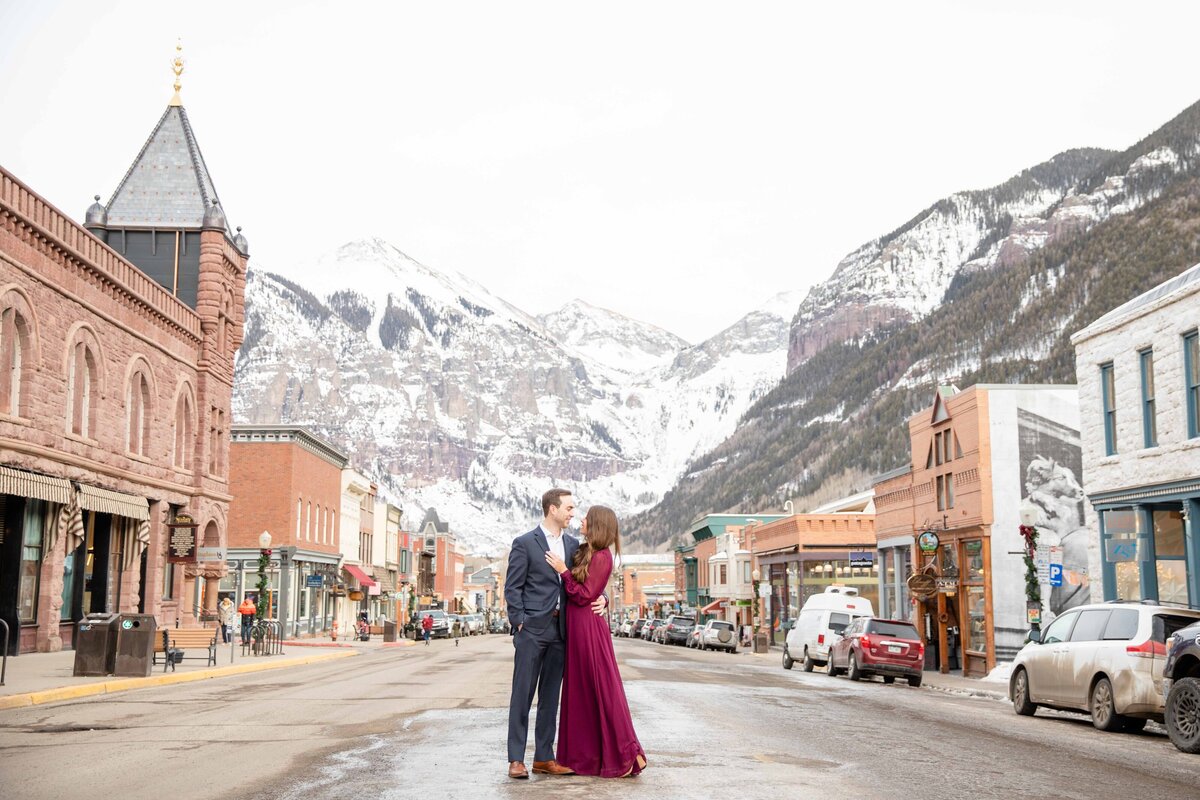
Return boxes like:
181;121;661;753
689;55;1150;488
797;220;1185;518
504;526;579;640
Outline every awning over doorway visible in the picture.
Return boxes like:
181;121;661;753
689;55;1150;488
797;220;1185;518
77;484;150;520
0;466;72;505
344;563;377;587
700;599;726;614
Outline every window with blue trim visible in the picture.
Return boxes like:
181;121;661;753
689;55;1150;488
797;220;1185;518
1186;331;1200;439
1100;363;1117;455
1140;349;1157;448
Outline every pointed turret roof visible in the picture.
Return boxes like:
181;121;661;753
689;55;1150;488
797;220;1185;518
104;104;233;237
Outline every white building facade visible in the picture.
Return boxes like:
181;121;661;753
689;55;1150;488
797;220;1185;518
1072;263;1200;607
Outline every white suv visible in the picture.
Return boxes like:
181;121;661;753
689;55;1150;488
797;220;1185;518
1010;601;1200;731
695;620;738;653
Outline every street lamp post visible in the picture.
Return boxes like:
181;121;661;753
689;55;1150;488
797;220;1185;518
257;531;272;621
1018;504;1043;633
751;568;761;635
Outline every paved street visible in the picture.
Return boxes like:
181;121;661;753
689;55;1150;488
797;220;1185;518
1;636;1196;800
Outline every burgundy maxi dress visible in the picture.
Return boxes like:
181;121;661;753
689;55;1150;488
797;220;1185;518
556;548;647;777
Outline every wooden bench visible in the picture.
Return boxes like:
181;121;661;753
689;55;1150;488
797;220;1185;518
153;627;218;672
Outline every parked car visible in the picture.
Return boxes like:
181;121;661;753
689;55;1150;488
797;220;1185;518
827;617;924;686
1009;602;1200;732
488;617;509;634
662;615;697;646
618;619;634;638
696;619;738;653
643;618;666;641
1163;618;1200;752
630;618;649;639
783;585;874;671
413;609;451;640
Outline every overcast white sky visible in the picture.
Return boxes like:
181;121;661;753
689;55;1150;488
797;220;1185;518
2;1;1198;343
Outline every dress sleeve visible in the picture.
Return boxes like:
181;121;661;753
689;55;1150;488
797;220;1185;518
560;549;612;606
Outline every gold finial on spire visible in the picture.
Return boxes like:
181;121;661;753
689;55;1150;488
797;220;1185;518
169;39;185;106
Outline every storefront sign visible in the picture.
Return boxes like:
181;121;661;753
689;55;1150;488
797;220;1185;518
348;590;365;601
907;572;937;600
964;540;983;555
918;531;940;552
848;551;875;568
166;513;198;563
197;546;226;562
306;574;325;588
1104;538;1142;562
935;577;957;594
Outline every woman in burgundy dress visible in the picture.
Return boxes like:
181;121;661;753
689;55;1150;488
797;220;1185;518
545;506;647;778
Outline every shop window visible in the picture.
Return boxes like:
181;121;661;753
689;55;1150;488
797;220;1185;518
1102;508;1143;600
61;550;76;621
1139;349;1157;448
19;500;45;622
1187;331;1200;439
1153;508;1188;604
1100;362;1117;455
0;304;33;417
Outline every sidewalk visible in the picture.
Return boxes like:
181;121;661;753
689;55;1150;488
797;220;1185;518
0;642;360;711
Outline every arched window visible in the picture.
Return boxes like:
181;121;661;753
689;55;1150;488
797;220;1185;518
66;339;99;437
0;303;32;417
127;369;152;456
296;498;303;539
174;388;195;470
316;503;323;544
307;501;313;541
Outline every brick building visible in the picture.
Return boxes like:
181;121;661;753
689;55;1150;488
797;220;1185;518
226;426;347;637
0;78;247;653
414;508;463;612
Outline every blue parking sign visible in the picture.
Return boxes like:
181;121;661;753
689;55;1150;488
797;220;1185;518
1048;564;1063;587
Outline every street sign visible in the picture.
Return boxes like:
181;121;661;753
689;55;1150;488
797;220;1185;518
1034;548;1050;584
1048;564;1063;587
166;513;198;563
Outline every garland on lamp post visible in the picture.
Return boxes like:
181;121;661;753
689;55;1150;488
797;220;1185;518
1019;524;1042;628
256;549;270;620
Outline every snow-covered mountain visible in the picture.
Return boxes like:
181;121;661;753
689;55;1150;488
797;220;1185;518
233;239;798;554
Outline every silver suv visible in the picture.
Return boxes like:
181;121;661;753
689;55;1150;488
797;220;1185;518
1009;601;1200;731
695;619;738;653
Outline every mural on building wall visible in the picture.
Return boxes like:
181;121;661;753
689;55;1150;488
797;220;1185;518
1017;408;1091;613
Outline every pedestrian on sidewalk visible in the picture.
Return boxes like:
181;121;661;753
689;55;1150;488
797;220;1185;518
422;613;433;645
217;596;235;644
238;596;256;644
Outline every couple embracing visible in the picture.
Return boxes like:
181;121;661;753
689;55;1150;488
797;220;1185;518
504;489;647;780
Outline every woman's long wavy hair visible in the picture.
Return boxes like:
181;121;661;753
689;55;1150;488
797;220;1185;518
571;505;621;584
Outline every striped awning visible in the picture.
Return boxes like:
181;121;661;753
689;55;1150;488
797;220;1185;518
78;484;150;521
0;466;72;505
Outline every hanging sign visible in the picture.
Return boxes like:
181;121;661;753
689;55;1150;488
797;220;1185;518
306;575;325;589
166;513;198;563
907;572;937;600
917;531;940;552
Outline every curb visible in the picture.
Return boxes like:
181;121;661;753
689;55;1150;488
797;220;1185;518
0;650;359;711
282;641;356;648
922;682;1007;702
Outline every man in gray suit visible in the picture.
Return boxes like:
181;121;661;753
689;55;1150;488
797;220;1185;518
505;489;604;779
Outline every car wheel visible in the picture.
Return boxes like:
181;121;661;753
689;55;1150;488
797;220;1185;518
802;648;815;673
827;654;840;676
847;653;862;682
1089;677;1126;732
1011;668;1036;716
882;675;895;685
782;645;795;670
907;675;922;688
1166;676;1200;753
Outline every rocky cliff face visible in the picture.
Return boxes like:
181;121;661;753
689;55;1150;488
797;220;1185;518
234;239;799;554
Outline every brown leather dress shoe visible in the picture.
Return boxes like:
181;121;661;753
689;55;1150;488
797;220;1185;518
508;761;528;779
531;760;575;776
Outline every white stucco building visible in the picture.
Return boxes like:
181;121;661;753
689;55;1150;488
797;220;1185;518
1072;262;1200;607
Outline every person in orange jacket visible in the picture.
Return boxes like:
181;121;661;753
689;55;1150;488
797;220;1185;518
237;596;256;644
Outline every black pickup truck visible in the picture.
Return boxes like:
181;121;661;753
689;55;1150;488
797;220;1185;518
1164;619;1200;753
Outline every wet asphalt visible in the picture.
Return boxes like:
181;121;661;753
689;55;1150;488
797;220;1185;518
1;635;1197;800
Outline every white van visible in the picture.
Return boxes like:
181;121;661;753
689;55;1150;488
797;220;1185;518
782;586;874;672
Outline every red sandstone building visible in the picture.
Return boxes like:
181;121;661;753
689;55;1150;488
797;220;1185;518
0;76;248;653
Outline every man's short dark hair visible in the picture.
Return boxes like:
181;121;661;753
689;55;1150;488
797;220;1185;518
542;488;572;517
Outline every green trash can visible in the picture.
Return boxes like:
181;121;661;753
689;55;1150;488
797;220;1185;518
73;612;119;676
114;614;157;677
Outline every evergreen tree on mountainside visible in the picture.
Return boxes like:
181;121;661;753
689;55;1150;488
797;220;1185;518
628;100;1200;550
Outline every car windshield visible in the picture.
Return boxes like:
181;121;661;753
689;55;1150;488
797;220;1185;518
426;611;446;620
868;621;919;639
828;612;851;634
671;617;695;626
711;621;734;631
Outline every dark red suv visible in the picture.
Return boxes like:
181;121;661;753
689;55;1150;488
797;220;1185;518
827;617;924;687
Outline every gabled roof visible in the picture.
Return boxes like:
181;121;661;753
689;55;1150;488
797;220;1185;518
1076;261;1200;339
420;508;450;534
105;105;233;235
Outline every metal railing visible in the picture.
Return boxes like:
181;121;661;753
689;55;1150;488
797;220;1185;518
242;620;283;657
0;618;9;685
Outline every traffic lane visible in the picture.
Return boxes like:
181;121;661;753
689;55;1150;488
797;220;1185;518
0;639;513;800
258;639;1197;800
